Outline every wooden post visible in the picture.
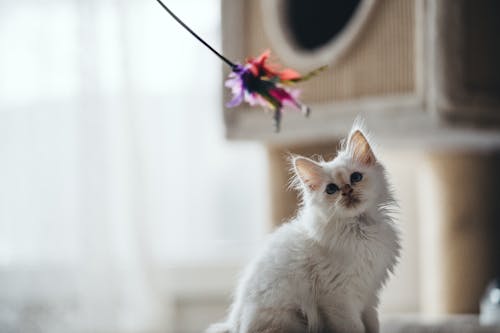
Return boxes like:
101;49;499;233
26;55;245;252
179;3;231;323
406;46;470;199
418;151;500;313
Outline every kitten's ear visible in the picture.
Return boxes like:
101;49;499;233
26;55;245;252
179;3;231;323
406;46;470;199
348;130;376;166
293;157;324;191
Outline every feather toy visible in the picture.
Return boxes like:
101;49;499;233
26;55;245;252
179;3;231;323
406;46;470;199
155;0;326;132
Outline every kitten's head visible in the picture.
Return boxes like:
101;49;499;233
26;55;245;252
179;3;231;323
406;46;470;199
292;123;390;219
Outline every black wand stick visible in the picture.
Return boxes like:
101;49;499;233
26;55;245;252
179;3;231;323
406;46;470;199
154;0;237;69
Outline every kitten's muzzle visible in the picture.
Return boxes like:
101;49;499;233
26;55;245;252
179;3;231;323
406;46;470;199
340;184;353;196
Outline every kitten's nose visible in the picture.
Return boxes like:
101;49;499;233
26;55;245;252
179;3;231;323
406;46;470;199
341;184;353;196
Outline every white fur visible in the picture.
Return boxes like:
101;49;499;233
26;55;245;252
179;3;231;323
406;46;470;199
207;122;400;333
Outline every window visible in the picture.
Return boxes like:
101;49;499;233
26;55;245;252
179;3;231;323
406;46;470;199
0;0;267;331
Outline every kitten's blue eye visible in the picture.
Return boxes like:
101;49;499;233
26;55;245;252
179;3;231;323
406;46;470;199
325;183;339;195
350;172;363;183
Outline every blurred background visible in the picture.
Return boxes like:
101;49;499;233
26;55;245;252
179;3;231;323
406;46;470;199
0;0;499;332
0;0;267;331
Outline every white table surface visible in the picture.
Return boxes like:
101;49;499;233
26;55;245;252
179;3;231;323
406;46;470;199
381;314;500;333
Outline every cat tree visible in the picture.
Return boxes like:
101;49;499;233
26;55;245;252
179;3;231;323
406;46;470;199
222;0;500;316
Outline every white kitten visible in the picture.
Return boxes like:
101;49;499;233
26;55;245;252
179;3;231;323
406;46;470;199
207;122;400;333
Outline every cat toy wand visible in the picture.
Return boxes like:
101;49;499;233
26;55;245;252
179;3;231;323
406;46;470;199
154;0;326;132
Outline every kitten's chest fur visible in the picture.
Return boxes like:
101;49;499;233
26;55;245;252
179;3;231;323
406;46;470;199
306;216;398;305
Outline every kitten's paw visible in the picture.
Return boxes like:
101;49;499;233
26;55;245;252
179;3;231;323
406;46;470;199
205;322;232;333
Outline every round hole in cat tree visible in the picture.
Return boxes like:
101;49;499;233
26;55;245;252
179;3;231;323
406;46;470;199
260;0;376;70
284;0;362;51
